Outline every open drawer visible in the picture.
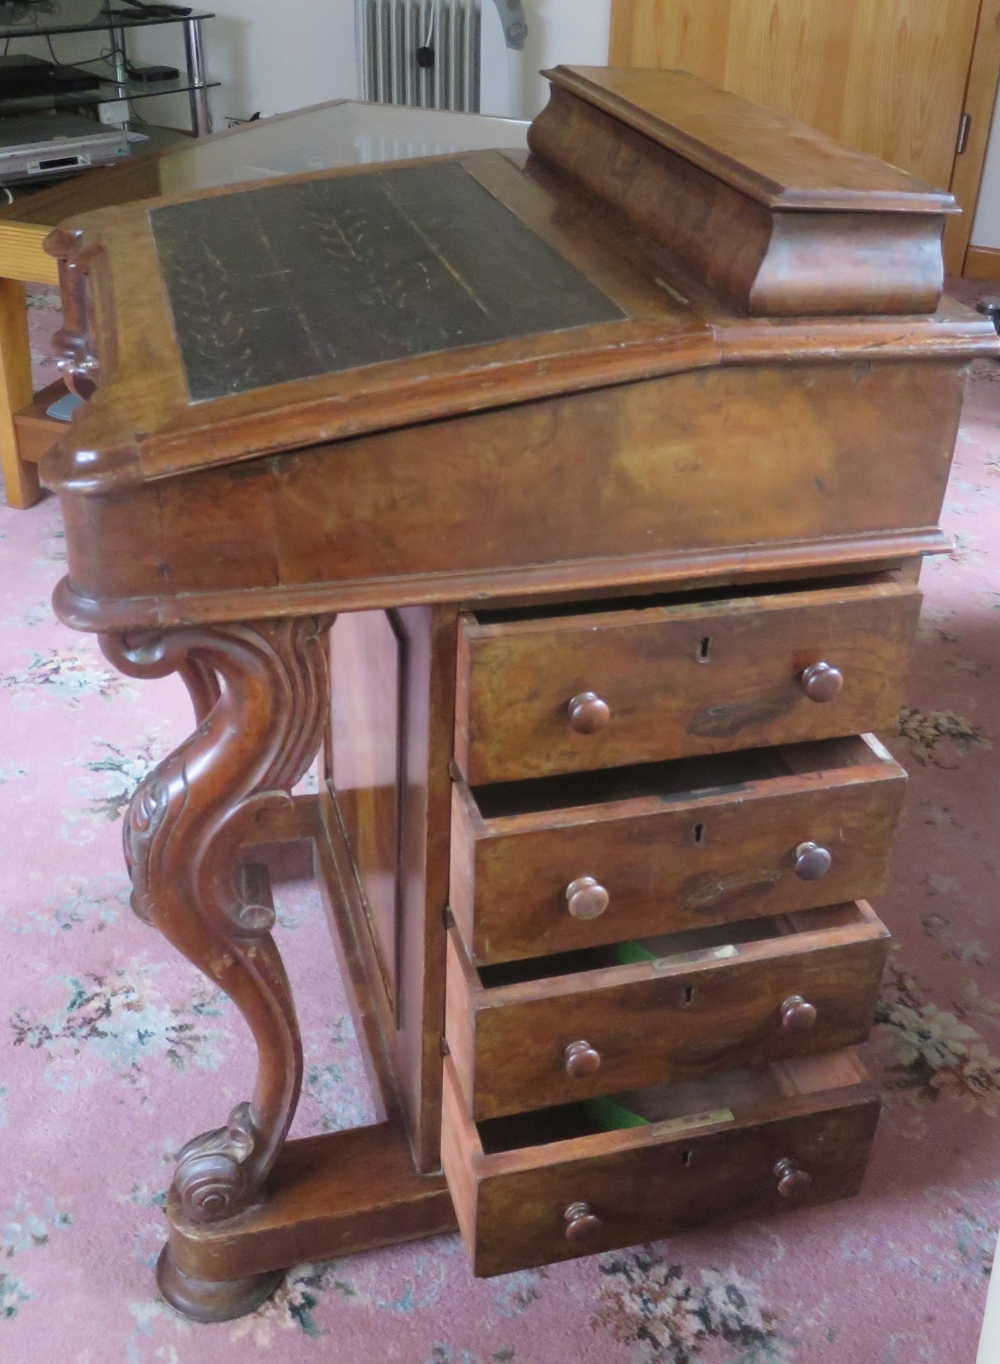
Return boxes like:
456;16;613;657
454;578;921;784
441;1048;880;1277
445;901;890;1120
451;732;906;965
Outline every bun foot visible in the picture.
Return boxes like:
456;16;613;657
157;1244;284;1323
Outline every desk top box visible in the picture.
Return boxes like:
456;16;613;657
40;67;997;634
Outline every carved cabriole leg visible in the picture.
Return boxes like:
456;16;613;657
100;616;333;1322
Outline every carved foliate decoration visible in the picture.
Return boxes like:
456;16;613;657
100;616;333;1223
173;1102;256;1224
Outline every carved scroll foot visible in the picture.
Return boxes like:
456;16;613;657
100;617;333;1236
157;1244;284;1324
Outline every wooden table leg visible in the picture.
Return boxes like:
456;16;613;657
101;616;337;1321
0;277;40;508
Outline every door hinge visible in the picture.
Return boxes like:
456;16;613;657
957;112;972;155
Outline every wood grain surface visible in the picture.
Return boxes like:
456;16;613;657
52;361;962;634
528;82;948;315
450;733;906;964
39;141;995;501
441;1050;879;1276
539;67;951;209
445;902;889;1120
606;5;976;203
455;580;921;784
321;605;457;1173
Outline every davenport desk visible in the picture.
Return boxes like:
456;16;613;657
40;66;999;1321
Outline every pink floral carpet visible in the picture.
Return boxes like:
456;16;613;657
3;285;1000;1364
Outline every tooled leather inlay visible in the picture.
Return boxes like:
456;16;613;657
148;161;625;402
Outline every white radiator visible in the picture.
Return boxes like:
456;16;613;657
356;0;527;114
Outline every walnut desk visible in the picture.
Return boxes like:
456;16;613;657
41;66;998;1322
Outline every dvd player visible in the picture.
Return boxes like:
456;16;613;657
0;114;141;184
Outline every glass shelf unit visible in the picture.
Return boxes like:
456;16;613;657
0;68;218;117
0;4;213;40
0;3;216;134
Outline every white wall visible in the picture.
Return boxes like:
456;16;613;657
972;84;1000;250
129;0;610;133
131;0;359;131
519;0;612;118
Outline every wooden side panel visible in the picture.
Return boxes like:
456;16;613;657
0;277;40;509
459;582;921;784
59;360;966;615
331;609;404;1010
395;604;459;1171
324;605;457;1173
452;912;890;1120
462;745;907;964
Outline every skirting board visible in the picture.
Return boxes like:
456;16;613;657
965;245;1000;283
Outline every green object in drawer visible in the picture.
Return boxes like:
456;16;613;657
615;939;656;965
583;1095;649;1130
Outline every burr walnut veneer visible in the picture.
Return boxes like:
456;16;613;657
41;66;998;1321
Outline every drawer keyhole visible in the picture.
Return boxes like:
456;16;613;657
693;822;705;846
698;635;712;663
681;984;697;1008
680;1147;694;1168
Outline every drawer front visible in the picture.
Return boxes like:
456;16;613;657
446;903;890;1121
455;581;920;783
452;734;906;965
442;1054;880;1277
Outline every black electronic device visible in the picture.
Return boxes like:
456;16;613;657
127;62;179;82
0;54;101;98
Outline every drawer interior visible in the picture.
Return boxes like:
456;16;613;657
471;733;893;819
473;900;878;991
476;1048;870;1155
470;570;897;626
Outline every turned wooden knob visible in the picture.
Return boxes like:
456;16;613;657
564;1039;601;1077
566;876;610;920
799;661;843;703
568;691;611;734
774;1157;813;1198
794;841;832;881
780;995;818;1031
564;1200;603;1243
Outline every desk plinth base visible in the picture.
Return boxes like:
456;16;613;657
162;1121;457;1322
157;1249;285;1325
